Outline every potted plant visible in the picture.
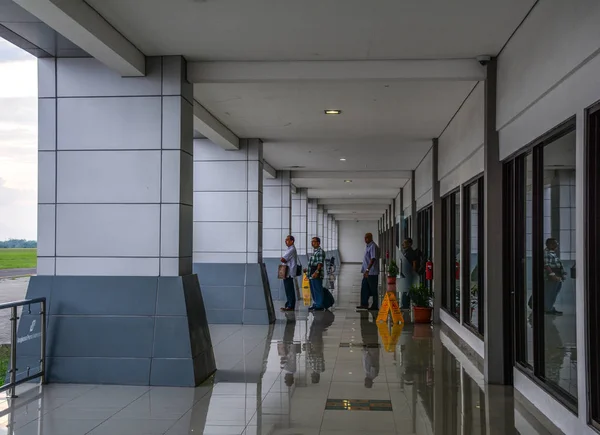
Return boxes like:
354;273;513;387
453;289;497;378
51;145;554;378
387;259;399;285
409;283;433;323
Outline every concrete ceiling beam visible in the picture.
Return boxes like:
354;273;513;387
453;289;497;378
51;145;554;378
292;170;411;180
15;0;145;76
263;161;277;179
188;59;486;83
193;100;240;150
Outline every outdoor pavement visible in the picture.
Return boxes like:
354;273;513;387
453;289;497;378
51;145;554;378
0;269;36;278
0;277;29;344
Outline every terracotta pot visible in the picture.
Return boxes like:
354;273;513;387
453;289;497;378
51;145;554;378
413;306;432;324
412;323;433;338
387;276;397;285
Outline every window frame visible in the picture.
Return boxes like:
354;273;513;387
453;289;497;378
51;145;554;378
586;100;600;428
441;189;460;319
504;117;578;412
462;176;485;337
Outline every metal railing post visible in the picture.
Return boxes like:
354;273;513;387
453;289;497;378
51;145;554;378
9;305;18;398
40;301;46;384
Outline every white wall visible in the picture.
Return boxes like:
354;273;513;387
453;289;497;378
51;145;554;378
439;82;485;196
415;148;433;210
496;0;600;431
339;220;379;263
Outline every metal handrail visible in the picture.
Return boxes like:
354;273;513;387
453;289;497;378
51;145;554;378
0;297;47;398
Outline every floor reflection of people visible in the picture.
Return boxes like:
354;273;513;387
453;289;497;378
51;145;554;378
279;314;299;387
360;311;380;388
306;311;334;384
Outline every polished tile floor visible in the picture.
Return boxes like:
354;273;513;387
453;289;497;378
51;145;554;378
0;266;558;434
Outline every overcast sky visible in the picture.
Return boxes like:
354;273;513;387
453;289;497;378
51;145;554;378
0;38;37;241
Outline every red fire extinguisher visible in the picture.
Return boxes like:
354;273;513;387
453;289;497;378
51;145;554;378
425;261;433;281
386;251;389;259
455;261;460;280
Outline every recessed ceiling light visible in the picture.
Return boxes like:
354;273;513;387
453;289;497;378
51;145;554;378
325;110;342;115
344;180;352;183
340;158;346;161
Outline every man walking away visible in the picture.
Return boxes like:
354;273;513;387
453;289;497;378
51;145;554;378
280;235;298;312
305;237;325;311
357;233;380;311
544;238;566;315
401;238;420;307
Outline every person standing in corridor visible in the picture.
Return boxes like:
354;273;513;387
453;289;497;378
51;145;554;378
357;233;380;311
305;237;325;311
280;235;298;312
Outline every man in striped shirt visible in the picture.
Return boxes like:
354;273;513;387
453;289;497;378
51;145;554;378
305;237;325;311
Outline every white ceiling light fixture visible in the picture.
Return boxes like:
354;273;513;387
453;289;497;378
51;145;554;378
339;158;346;161
344;180;352;183
324;109;342;115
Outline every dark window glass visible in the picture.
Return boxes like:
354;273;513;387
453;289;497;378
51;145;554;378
442;192;460;318
464;178;484;334
542;133;577;398
506;119;577;410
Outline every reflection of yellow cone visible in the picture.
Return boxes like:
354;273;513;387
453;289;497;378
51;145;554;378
377;322;404;352
302;274;311;306
376;292;404;324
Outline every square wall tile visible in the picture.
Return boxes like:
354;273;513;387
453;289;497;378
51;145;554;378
56;204;160;257
57;150;161;203
55;257;160;276
193;222;247;253
194;161;248;191
57;97;162;150
37;205;56;257
38;98;56;150
194;192;247;222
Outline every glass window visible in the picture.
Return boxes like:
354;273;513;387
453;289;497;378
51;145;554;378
464;178;484;334
542;132;577;399
417;206;433;289
524;153;534;368
506;121;577;408
453;193;461;317
586;103;600;427
442;192;460;318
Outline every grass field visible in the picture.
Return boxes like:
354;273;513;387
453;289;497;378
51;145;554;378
0;249;37;270
0;345;8;385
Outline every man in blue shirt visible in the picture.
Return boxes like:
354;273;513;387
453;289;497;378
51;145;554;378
280;235;298;311
357;233;380;311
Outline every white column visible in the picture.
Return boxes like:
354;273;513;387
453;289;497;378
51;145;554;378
321;211;329;254
30;56;215;387
317;205;325;242
37;57;193;277
308;199;318;243
328;215;334;251
262;171;292;301
193;138;275;325
263;171;292;258
292;189;308;256
193;138;263;264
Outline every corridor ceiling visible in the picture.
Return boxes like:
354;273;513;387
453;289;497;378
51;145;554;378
64;0;538;220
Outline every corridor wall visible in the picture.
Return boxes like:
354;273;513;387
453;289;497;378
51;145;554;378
339;220;378;263
495;0;600;431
